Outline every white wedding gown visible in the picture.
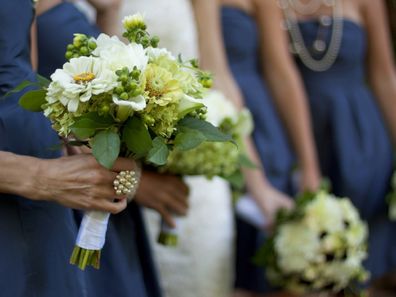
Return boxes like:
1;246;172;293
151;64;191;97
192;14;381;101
120;2;235;297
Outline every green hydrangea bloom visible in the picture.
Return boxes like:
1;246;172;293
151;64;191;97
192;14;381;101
164;141;239;178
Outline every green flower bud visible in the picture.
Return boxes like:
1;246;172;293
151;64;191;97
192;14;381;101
115;86;124;94
120;92;129;100
65;51;73;60
100;103;110;114
128;81;137;91
80;46;89;56
150;36;160;47
132;69;141;80
67;44;74;51
201;78;213;88
88;40;97;50
72;53;80;59
119;75;128;83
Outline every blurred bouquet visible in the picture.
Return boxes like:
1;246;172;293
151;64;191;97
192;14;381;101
157;90;254;245
255;190;369;295
15;14;232;270
386;171;396;220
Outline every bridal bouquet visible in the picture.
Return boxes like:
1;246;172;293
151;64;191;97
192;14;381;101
157;90;254;245
16;14;232;270
255;190;369;295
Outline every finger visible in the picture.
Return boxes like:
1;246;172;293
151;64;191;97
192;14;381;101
156;205;175;228
111;157;137;172
167;189;189;208
162;194;188;216
96;199;127;214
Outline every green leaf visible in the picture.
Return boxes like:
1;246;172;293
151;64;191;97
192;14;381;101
4;80;38;98
122;117;153;157
147;137;169;165
239;154;259;169
178;117;233;143
71;119;96;139
36;74;51;88
92;130;120;169
174;129;206;151
71;112;114;139
18;89;47;112
223;170;245;190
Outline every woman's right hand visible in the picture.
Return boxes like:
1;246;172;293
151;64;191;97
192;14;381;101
255;185;294;228
135;171;189;228
28;154;134;214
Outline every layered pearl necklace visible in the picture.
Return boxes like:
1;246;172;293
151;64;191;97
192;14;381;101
279;0;344;72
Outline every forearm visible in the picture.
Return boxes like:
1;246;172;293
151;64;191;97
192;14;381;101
242;137;270;202
0;151;41;199
266;70;319;176
96;6;120;36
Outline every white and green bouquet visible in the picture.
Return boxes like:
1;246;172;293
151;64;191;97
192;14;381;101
255;190;369;295
15;14;233;270
157;90;254;245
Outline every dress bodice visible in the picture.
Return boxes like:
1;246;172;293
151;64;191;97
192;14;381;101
221;7;260;73
295;19;367;86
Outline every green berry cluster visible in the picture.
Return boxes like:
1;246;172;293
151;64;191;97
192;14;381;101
188;106;207;120
123;26;159;49
114;67;143;100
65;34;97;60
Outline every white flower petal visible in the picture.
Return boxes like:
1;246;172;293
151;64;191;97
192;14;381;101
113;95;146;111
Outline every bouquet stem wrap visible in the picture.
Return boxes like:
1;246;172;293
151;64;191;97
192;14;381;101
70;210;110;270
158;216;182;247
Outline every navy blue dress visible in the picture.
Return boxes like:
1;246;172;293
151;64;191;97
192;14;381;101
222;7;295;293
37;3;162;297
295;19;396;281
0;1;88;296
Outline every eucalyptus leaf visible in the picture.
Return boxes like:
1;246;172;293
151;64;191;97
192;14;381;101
4;80;38;98
71;120;96;139
178;117;233;143
223;170;245;190
36;74;51;88
174;129;206;151
122;117;152;157
147;137;169;166
71;113;114;139
18;89;47;112
92;130;120;169
239;154;259;169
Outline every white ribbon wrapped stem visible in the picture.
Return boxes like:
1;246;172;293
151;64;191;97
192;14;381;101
76;210;110;250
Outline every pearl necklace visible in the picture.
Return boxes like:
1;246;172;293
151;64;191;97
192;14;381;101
280;0;344;72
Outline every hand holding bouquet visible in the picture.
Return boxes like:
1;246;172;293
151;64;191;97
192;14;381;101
255;190;369;295
157;90;254;245
16;14;232;270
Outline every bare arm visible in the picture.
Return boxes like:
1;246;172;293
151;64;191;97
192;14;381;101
86;0;121;35
256;0;321;191
364;0;396;147
192;0;294;223
0;151;132;214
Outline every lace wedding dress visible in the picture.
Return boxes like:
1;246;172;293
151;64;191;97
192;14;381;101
120;2;235;297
